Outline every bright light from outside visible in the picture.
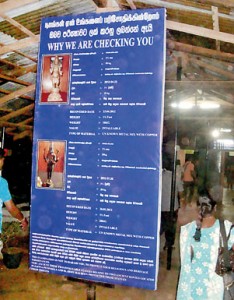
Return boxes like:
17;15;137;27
216;139;234;147
199;102;220;109
220;128;232;133
170;101;195;109
212;128;233;139
170;101;220;110
212;129;220;138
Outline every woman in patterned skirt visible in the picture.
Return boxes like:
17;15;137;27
176;193;234;300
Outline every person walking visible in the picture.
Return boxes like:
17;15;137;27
176;192;234;300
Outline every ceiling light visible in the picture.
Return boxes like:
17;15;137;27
198;101;220;109
216;139;234;147
220;128;232;133
170;100;220;110
212;129;220;138
170;101;195;109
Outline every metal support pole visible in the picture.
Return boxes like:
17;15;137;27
87;284;96;300
67;277;114;299
1;127;5;148
167;58;181;270
167;112;178;270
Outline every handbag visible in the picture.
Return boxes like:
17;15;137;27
215;220;234;300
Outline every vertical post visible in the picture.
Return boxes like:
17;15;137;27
1;127;5;148
87;284;96;300
211;6;220;51
167;110;178;270
170;113;178;215
204;121;210;189
167;57;181;270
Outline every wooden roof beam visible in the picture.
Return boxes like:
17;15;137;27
165;80;234;89
126;0;136;9
0;58;25;69
0;87;34;101
172;115;234;121
0;37;39;55
0;59;37;78
0;0;37;14
189;57;234;80
19;116;33;125
198;0;234;8
167;39;234;63
0;120;32;130
125;0;234;17
0;103;34;121
6;117;33;134
13;130;32;141
167;20;234;44
0;74;32;86
0;13;38;39
211;6;220;51
96;0;120;12
208;89;234;104
0;84;35;106
0;42;37;63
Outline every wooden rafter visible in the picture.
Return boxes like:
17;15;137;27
6;117;33;134
0;120;32;129
211;6;220;51
13;130;32;141
0;74;31;86
0;61;37;78
189;57;234;80
165;80;234;89
0;87;34;102
167;39;234;63
0;0;37;13
0;58;25;69
167;20;234;44
0;103;34;121
0;13;38;39
0;42;37;63
208;89;234;103
0;37;40;55
197;0;234;8
0;84;35;106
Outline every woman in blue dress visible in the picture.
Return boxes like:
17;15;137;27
177;193;234;300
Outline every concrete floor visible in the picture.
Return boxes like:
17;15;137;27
0;188;233;300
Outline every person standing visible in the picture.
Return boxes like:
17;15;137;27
182;155;196;205
161;167;184;250
225;165;234;190
176;192;234;300
0;148;28;255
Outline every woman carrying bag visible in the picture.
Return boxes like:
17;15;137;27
176;192;234;300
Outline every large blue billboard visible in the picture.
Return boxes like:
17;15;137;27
30;8;166;290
